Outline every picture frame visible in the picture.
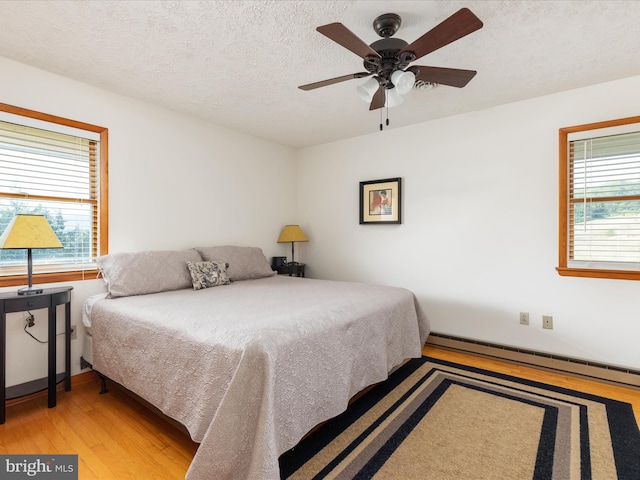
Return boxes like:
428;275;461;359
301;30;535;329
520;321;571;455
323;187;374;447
359;177;402;224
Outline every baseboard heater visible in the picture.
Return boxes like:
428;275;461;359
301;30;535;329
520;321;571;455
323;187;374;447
427;332;640;389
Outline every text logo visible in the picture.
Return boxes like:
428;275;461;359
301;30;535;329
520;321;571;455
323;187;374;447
1;455;77;479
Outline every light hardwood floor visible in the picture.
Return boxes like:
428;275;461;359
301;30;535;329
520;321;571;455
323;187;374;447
1;345;638;479
1;374;197;479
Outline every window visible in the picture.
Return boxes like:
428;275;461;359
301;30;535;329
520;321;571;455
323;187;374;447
0;103;108;286
558;116;640;280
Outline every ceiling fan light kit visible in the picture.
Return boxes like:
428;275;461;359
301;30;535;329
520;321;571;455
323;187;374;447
385;87;404;108
390;70;416;95
299;7;483;128
357;77;380;103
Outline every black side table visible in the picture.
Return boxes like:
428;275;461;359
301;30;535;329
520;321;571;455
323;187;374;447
273;263;305;277
0;286;73;424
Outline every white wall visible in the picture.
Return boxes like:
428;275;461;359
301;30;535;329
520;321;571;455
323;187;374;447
297;75;640;370
1;57;297;386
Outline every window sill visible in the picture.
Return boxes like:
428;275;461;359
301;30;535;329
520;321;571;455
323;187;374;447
556;266;640;281
0;270;100;288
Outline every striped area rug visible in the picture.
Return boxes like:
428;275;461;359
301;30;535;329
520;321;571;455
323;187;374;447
279;357;640;479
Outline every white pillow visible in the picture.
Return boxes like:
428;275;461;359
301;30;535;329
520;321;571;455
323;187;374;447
194;246;276;281
97;249;202;298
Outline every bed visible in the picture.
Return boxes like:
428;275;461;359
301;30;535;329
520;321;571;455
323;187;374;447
82;246;429;480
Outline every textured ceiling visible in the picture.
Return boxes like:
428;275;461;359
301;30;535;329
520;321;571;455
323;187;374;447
0;1;639;149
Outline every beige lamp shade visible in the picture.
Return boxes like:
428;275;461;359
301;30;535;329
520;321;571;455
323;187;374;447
277;225;308;266
0;214;63;295
0;214;63;249
277;225;308;244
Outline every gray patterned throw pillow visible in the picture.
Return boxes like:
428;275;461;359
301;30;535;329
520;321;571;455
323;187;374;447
186;261;231;290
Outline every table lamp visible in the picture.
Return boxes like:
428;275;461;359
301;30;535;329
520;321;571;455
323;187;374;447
277;225;308;266
0;214;63;295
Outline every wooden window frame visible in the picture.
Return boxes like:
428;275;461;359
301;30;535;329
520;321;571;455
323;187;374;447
558;115;640;280
0;103;108;287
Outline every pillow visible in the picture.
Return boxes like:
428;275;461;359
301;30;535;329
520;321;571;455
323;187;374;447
186;261;231;290
96;249;202;298
194;245;276;281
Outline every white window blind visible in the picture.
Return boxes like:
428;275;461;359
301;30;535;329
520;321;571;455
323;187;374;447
568;129;640;270
0;120;99;275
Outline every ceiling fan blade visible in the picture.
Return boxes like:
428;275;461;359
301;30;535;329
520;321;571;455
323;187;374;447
411;66;477;88
317;23;382;60
369;86;385;110
298;72;372;91
400;8;483;61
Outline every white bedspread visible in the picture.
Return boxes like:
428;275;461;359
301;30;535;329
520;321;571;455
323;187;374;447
90;275;429;479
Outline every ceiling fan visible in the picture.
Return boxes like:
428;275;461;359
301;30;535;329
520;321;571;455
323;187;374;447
299;8;483;111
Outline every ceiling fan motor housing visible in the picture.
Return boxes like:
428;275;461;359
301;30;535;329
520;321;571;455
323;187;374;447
365;37;410;88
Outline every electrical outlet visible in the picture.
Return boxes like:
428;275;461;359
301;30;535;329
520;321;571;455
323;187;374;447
70;325;77;340
543;315;553;330
519;312;529;325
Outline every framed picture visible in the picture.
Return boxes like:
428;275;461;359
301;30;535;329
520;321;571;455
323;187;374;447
359;177;402;224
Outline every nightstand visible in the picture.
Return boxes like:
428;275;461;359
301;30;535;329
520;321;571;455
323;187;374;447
273;263;305;277
0;286;73;424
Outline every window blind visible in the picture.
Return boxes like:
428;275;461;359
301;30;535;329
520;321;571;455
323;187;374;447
568;130;640;268
0;120;99;273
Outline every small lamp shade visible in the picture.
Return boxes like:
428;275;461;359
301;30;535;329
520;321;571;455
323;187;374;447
277;225;308;266
0;214;63;295
385;87;404;108
0;214;63;250
391;70;416;95
277;225;308;244
357;77;380;103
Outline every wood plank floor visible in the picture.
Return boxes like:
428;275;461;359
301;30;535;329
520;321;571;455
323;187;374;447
1;374;198;479
1;346;638;479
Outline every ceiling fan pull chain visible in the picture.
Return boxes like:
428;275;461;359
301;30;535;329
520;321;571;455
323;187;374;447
379;104;391;131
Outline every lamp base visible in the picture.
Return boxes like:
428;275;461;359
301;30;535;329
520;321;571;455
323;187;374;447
18;286;44;296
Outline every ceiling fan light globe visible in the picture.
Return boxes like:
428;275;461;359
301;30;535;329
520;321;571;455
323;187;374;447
391;70;416;95
385;87;404;108
357;77;379;103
